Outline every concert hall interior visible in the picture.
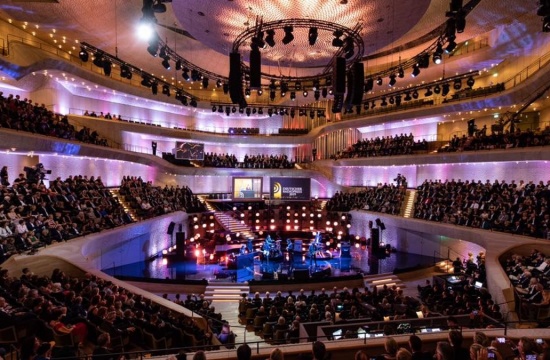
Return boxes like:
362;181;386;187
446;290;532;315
1;0;550;359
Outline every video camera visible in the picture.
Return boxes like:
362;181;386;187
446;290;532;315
24;163;52;183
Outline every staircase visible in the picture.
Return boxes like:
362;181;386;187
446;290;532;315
319;200;328;210
215;212;255;239
109;189;137;222
204;284;250;301
197;195;216;211
364;273;406;290
401;189;417;218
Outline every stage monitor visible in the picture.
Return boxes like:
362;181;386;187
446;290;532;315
270;177;311;200
173;142;204;160
232;177;263;199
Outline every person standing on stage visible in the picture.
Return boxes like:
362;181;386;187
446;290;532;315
309;241;317;266
286;239;294;267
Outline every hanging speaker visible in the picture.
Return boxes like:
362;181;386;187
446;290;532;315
333;57;346;95
167;221;176;235
229;52;243;104
352;62;364;105
344;69;354;107
249;48;261;89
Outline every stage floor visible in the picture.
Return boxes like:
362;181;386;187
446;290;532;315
103;248;440;283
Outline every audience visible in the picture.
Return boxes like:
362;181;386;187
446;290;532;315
326;184;405;214
331;133;427;160
440;127;550;152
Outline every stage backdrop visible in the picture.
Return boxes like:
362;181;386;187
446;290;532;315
270;177;311;200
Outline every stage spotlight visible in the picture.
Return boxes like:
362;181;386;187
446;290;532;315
442;83;451;96
161;57;171;70
159;46;167;59
182;68;190;81
232;106;237;113
303;89;308;97
363;102;369;110
412;90;419;99
151;81;158;95
434;84;441;94
389;74;396;87
411;64;420;77
252;108;257;114
418;53;430;68
191;69;199;82
314;90;320;100
404;92;412;101
79;47;89;62
245;88;251;98
295;81;302;90
265;29;276;47
322;88;328;98
281;82;288;97
456;13;466;33
137;18;156;41
308;27;318;45
211;105;216;113
175;60;182;71
453;78;462;90
433;43;443;64
328;88;334;95
223;83;229;94
92;53;104;68
466;76;475;88
216;79;222;88
181;97;188;106
225;106;230;116
424;87;433;97
312;80;320;91
395;94;402;106
269;90;276;101
290;91;296;101
202;77;209;89
309;110;315;119
380;97;388;106
332;30;344;47
141;75;152;87
388;96;395;105
343;37;354;59
365;78;374;92
268;108;273;117
190;99;197;107
282;26;294;45
544;16;550;32
120;65;132;79
218;105;224;113
290;109;296;118
102;59;112;76
258;107;263;115
245;108;251;117
152;0;167;13
397;67;405;78
376;77;383;86
371;100;376;109
257;88;263;96
446;39;457;53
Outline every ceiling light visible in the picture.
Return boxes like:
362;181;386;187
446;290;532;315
466;76;475;88
332;30;344;47
389;74;396;87
433;43;443;64
137;18;156;41
543;16;550;32
216;79;222;88
79;47;89;62
161;57;170;70
308;27;318;46
257;88;263;96
245;88;251;98
258;108;263;115
268;108;273;117
265;29;276;47
282;26;294;45
411;64;420;77
453;78;462;90
388;96;395;105
246;108;251;116
290;91;296;101
141;75;152;87
397;67;404;78
211;105;217;112
225;107;230;116
303;89;308;97
424;87;433;97
376;77;383;86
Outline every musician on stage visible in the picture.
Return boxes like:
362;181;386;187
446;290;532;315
240;244;247;255
286;239;294;267
309;241;317;266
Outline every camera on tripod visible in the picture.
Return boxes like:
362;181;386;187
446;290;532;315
23;163;52;183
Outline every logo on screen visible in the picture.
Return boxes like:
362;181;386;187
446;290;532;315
273;182;282;199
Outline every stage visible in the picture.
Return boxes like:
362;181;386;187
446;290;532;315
102;247;441;284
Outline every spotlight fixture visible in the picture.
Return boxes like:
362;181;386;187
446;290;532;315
295;82;302;90
161;57;171;70
92;53;104;68
404;92;412;101
151;81;158;95
363;103;369;110
265;29;276;47
322;88;328;98
312;80;320;91
218;105;224;113
213;105;219;113
246;108;251;116
543;16;550;32
202;77;209;89
281;82;288;97
411;64;420;77
424;87;433;97
389;74;396;87
395;94;402;106
456;12;466;33
412;90;419;99
282;26;294;45
268;108;273;117
397;67;405;78
314;90;320;100
308;27;318;46
290;91;296;101
216;79;222;88
152;0;167;13
146;36;159;57
433;43;444;64
225;107;230;116
388;96;395;105
258;107;263;115
433;84;441;94
303;89;308;97
159;46;167;59
245;88;251;98
453;78;462;90
371;100;376;109
442;83;451;96
102;59;112;76
376;77;383;86
175;60;182;71
380;97;388;106
79;47;89;62
191;69;199;82
257;88;263;96
332;30;344;47
189;99;197;107
181;97;188;106
466;76;475;88
182;68;190;81
232;106;237;113
141;75;152;87
269;90;276;101
365;78;374;92
120;65;132;79
418;53;430;69
239;107;244;114
343;37;354;59
223;84;229;94
446;39;457;53
290;109;296;118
